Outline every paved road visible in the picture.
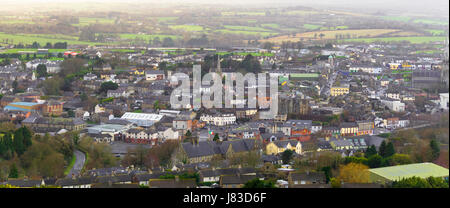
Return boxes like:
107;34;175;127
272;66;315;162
66;149;86;178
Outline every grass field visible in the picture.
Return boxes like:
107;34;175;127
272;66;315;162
0;32;102;46
156;17;178;23
221;12;266;16
303;24;321;30
261;29;400;43
216;29;278;37
285;10;319;15
217;51;274;57
169;25;204;32
118;33;179;41
413;19;448;26
0;48;70;54
381;16;412;23
414;50;442;54
261;24;280;29
339;36;446;44
223;25;271;32
426;29;446;36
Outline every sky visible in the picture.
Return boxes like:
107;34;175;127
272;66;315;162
2;0;449;17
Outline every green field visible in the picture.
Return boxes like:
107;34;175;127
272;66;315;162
339;36;446;44
413;19;448;26
426;29;446;36
168;25;204;32
221;12;266;16
303;24;321;30
0;33;103;46
156;17;178;23
261;24;280;29
381;16;412;23
118;33;180;41
215;29;278;37
216;52;274;57
223;25;271;32
0;48;70;54
414;50;442;54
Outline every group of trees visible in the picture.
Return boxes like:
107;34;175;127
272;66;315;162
121;141;179;169
0;126;76;179
342;140;414;169
392;176;448;188
13;42;67;49
0;126;33;160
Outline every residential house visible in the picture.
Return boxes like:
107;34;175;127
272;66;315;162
266;139;302;155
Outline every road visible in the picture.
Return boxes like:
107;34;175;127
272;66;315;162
66;149;86;178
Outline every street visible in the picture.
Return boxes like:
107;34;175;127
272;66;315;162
66;149;86;178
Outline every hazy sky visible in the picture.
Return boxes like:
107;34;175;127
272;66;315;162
3;0;449;17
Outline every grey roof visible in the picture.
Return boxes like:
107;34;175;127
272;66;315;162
200;168;256;178
182;139;257;158
96;174;133;184
272;139;300;148
55;176;96;186
220;175;257;185
3;179;43;187
289;172;326;183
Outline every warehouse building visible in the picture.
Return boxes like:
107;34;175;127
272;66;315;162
369;163;449;185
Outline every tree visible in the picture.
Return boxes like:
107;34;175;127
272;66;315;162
99;81;119;94
321;166;332;183
36;64;48;78
13;129;25;155
385;142;395;158
243;178;276;188
162;37;175;47
379;140;387;158
430;139;440;160
330;177;341;188
367;154;383;168
365;145;377;158
338;163;369;183
392;176;448;188
213;134;220;142
8;163;18;178
281;149;294;164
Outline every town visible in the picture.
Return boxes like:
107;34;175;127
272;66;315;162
0;0;448;188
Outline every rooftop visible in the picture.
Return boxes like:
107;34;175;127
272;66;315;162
369;163;449;181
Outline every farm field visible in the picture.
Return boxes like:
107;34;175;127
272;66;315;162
216;51;274;57
168;25;204;32
339;36;446;44
221;12;266;16
381;16;412;23
118;33;180;41
303;24;321;30
0;33;104;46
261;29;401;43
215;29;278;37
426;29;446;36
413;18;448;25
223;25;272;32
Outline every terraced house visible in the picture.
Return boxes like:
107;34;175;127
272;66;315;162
177;139;259;164
265;139;302;155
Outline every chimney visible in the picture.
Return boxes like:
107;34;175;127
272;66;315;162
72;174;75;180
175;175;179;182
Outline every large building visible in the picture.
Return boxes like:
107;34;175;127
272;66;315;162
120;112;164;127
369;163;449;185
4;102;42;112
330;83;350;96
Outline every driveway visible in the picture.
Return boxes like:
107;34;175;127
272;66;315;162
66;149;86;178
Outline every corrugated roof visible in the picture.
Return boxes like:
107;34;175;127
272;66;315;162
369;163;449;181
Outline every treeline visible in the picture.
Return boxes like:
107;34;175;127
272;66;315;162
0;125;75;179
13;41;67;49
0;127;33;159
